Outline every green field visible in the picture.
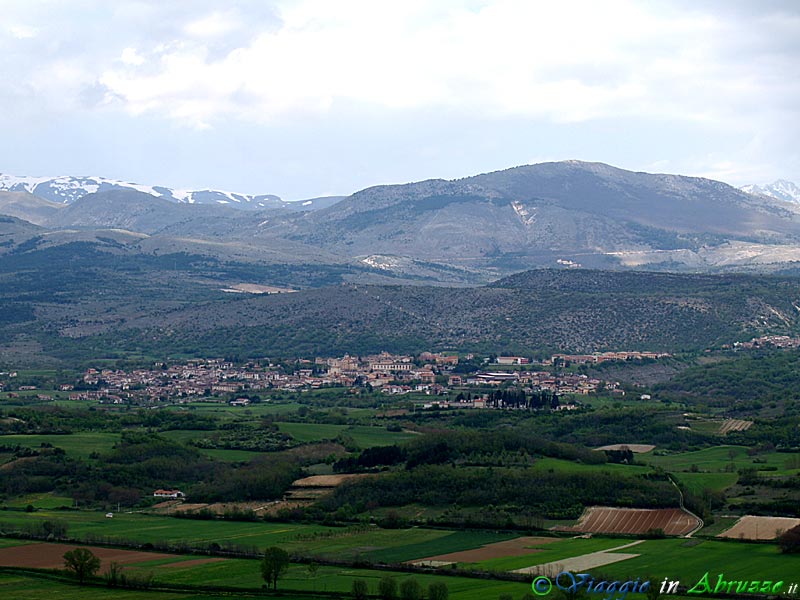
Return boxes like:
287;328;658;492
0;433;120;460
642;446;800;476
149;558;532;599
670;471;739;494
467;537;634;572
0;511;516;563
0;536;532;600
592;538;796;582
0;571;321;599
276;422;417;447
531;457;653;476
165;401;305;419
696;516;739;537
2;493;74;510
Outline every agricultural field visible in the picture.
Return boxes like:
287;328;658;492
0;573;246;600
164;401;305;419
717;515;800;540
411;536;560;565
451;537;637;572
531;457;653;476
513;540;646;575
0;432;120;460
0;542;216;571
0;511;516;563
430;535;797;586
0;540;531;600
275;422;417;447
642;446;800;477
669;471;739;494
589;538;797;583
1;493;74;510
558;507;701;536
147;556;532;599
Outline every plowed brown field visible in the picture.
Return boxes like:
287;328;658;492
558;507;700;536
718;515;800;540
0;542;193;572
411;536;560;564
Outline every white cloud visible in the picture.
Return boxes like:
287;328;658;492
120;47;145;66
9;24;38;39
0;0;797;190
89;0;798;133
184;11;244;38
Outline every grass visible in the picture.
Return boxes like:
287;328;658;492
146;558;533;600
0;512;516;563
0;571;322;599
470;537;634;572
591;538;796;582
0;433;120;460
165;401;304;420
156;430;262;462
276;422;416;448
2;493;74;510
697;516;740;537
531;457;653;476
197;448;263;462
642;446;800;477
0;511;326;549
365;530;515;563
0;573;201;600
0;544;532;600
670;472;739;494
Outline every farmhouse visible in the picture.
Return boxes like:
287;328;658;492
153;489;185;499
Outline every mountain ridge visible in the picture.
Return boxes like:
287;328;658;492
741;179;800;204
0;172;343;212
5;161;800;280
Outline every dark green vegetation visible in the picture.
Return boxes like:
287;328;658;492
778;524;800;553
5;265;800;365
62;547;100;584
655;349;800;414
261;546;289;590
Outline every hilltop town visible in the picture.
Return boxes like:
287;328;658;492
0;350;672;406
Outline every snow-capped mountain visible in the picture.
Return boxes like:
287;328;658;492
0;173;341;212
741;180;800;204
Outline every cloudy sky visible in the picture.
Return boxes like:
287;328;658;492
1;0;798;199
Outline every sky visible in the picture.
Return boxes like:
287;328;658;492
0;0;798;200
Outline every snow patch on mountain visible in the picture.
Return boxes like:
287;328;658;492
0;172;344;212
741;180;800;204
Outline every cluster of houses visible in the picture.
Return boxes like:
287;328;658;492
451;371;623;396
70;353;457;404
732;335;800;350
546;351;670;365
58;350;643;406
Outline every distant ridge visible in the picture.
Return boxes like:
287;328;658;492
741;180;800;204
4;161;800;279
0;172;342;212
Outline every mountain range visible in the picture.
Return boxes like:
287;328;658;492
3;161;800;284
0;172;343;211
6;160;800;365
